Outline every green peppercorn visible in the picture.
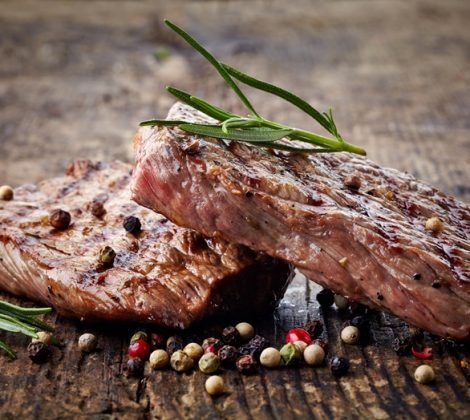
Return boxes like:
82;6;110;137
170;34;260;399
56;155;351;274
170;350;194;372
131;331;148;344
98;246;116;266
199;352;220;374
280;343;301;366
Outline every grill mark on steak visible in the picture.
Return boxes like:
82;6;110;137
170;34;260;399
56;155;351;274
131;103;470;340
0;160;293;328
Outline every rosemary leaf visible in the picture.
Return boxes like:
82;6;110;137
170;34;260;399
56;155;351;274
223;63;333;135
179;123;293;143
0;340;16;359
0;314;39;338
164;20;260;118
0;300;51;316
140;119;188;127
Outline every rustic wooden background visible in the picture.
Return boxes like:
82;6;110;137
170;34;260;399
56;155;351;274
0;0;469;418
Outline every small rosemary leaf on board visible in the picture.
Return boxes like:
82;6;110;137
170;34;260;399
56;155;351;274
164;20;260;118
179;123;293;143
0;314;39;337
139;119;188;127
0;309;53;332
0;340;16;359
222;63;334;135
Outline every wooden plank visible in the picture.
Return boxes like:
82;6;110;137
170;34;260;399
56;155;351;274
0;0;469;418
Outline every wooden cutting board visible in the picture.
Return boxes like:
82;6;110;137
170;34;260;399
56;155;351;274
0;0;469;418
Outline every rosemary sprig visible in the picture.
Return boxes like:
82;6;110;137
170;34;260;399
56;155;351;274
140;20;366;156
0;299;53;359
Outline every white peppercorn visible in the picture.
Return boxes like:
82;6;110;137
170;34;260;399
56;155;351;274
425;217;443;233
303;344;325;366
205;375;224;396
149;349;170;369
0;185;13;201
170;350;194;372
78;333;97;352
184;342;204;361
32;331;54;345
341;326;360;344
199;352;220;374
235;322;254;341
260;347;281;368
414;365;435;384
293;340;308;354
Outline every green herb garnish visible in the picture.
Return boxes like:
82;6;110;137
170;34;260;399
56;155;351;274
0;299;53;359
140;20;366;156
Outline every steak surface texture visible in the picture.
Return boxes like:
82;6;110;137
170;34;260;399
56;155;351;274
132;103;470;340
0;160;293;328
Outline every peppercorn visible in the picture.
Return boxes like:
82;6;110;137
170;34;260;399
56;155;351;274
425;217;443;233
341;326;360;344
334;294;349;310
239;335;268;360
218;345;238;367
330;356;349;377
260;347;281;368
166;335;184;355
344;175;361;190
202;337;222;353
126;357;145;377
0;185;14;201
32;331;54;345
412;273;422;280
49;209;71;230
150;333;166;350
131;331;148;344
350;315;368;332
392;336;411;356
149;349;169;369
205;375;224;396
294;340;308;354
236;354;257;374
414;364;435;384
280;343;301;366
78;333;98;352
316;289;334;307
286;328;312;345
91;201;106;218
304;344;325;366
304;319;323;339
28;341;51;363
204;344;218;354
128;339;150;360
170;350;194;372
123;216;142;235
221;326;241;346
235;322;255;341
199;352;220;374
98;246;116;266
184;343;204;361
431;280;441;289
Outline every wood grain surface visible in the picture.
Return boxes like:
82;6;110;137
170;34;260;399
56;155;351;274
0;0;469;418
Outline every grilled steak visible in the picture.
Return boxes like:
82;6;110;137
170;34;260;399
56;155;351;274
0;160;293;328
132;103;470;340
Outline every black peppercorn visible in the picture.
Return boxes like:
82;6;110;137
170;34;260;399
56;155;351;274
166;335;184;355
49;209;71;230
150;333;166;350
238;335;268;360
236;354;257;374
316;289;334;307
218;345;239;367
376;292;384;301
304;319;323;339
412;273;422;280
202;337;222;353
330;356;349;377
126;357;145;377
431;280;441;289
28;341;51;363
392;335;411;356
350;316;368;332
91;201;106;218
123;216;142;235
221;326;241;346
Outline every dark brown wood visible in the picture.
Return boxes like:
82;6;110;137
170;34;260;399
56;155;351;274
0;0;469;418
